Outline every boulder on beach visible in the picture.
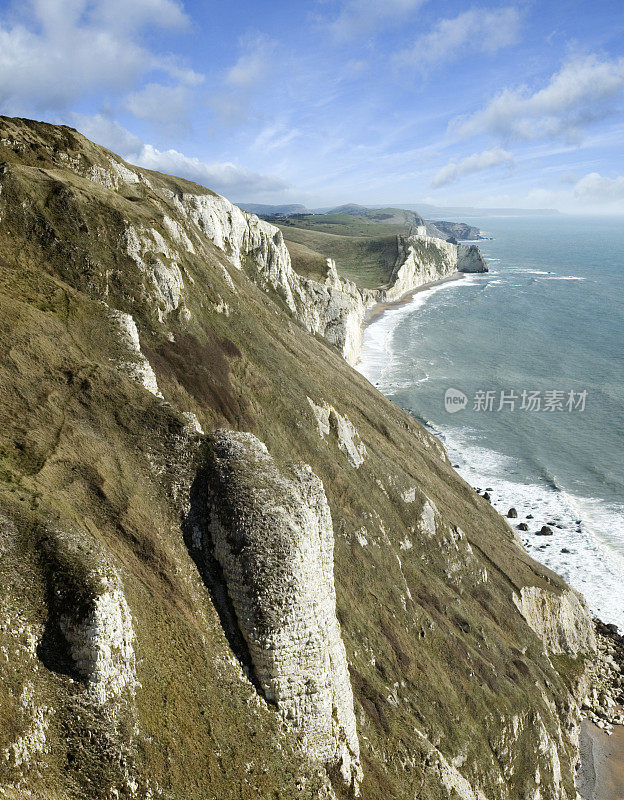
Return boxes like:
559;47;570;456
538;526;553;536
483;492;491;502
518;523;528;532
507;508;518;518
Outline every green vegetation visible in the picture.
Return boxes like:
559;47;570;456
276;224;400;288
0;118;584;800
272;207;422;237
267;207;429;288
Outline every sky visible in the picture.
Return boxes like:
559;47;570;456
0;0;623;212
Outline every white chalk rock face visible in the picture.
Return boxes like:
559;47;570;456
417;499;438;537
308;398;367;468
108;309;162;397
123;224;185;316
163;190;371;364
457;244;488;273
202;430;362;793
59;572;136;705
513;586;597;656
385;234;458;302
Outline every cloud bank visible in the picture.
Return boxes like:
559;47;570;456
431;147;514;187
398;7;522;71
453;55;624;141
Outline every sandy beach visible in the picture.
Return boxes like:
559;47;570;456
363;271;466;328
358;266;624;800
577;719;624;800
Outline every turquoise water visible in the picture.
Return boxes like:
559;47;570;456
358;216;624;629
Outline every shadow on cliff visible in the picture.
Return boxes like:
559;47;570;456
182;462;266;700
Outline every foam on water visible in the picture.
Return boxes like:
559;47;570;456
357;225;624;631
359;277;481;387
436;426;624;631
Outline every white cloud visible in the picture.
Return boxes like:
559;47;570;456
0;0;195;113
90;0;188;33
126;83;193;126
454;54;624;141
573;172;624;203
327;0;426;41
133;145;290;198
70;113;144;155
431;147;514;187
72;115;292;200
398;7;521;71
224;34;276;90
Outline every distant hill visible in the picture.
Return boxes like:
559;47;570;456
324;203;372;215
237;202;307;216
396;202;561;218
239;200;560;222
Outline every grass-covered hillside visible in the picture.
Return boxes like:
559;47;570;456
265;207;465;289
268;223;401;288
0;117;589;800
266;209;420;288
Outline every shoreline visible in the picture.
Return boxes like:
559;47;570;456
356;265;624;800
577;720;624;800
363;271;466;329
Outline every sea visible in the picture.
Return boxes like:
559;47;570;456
357;215;624;631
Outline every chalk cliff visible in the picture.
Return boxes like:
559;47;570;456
198;430;362;793
0;117;597;800
513;586;597;656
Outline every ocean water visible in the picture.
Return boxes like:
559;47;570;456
358;215;624;630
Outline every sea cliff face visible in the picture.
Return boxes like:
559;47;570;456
0;117;596;800
198;430;362;794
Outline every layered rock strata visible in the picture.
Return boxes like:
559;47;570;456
58;570;136;705
512;586;596;656
199;430;362;793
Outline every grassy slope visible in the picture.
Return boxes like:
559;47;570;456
270;208;430;289
273;222;400;288
0;118;582;800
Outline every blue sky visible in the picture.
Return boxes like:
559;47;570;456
1;0;623;211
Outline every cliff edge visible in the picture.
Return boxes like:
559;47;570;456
0;117;594;800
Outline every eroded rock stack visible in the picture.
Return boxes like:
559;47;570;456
200;430;362;794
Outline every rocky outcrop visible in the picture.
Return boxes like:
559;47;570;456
308;397;367;468
199;430;362;793
513;586;597;656
384;234;458;301
426;220;483;241
123;224;187;319
414;729;491;800
457;244;488;273
581;620;624;733
108;308;163;397
58;569;136;705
